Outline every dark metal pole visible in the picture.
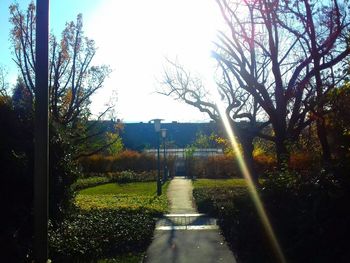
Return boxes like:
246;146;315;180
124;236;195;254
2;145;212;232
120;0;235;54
163;137;167;181
34;0;49;262
157;132;161;196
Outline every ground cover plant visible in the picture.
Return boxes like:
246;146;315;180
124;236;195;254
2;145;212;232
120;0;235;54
49;181;169;261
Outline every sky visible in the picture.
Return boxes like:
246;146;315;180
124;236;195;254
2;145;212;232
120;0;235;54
0;0;224;122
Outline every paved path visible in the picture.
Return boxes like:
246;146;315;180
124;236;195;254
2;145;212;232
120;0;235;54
145;177;237;263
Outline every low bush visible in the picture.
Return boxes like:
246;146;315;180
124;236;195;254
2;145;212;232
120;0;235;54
193;183;268;262
185;155;240;178
75;194;168;216
260;167;350;263
72;176;111;191
49;209;156;262
110;170;157;183
50;181;169;261
76;170;158;188
78;151;157;173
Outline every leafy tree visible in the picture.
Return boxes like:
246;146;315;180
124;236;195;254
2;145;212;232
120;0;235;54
9;2;114;156
106;131;124;155
326;82;350;159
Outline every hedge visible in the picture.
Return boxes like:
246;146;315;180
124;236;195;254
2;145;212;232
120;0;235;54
193;170;350;263
49;209;156;262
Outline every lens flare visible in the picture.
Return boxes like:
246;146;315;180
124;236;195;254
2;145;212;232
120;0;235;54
216;103;287;263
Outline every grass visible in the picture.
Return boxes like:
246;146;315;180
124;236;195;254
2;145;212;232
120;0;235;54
79;181;161;196
76;181;169;215
192;178;247;188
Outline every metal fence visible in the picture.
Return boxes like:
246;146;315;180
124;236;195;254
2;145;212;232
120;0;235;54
144;148;224;158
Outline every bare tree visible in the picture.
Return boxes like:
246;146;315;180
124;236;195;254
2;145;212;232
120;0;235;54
213;0;350;167
161;58;270;182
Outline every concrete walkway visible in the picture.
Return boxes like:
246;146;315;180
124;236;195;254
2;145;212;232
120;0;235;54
145;177;237;263
167;176;197;213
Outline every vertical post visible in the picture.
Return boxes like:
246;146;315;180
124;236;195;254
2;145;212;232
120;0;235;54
163;136;167;181
157;132;161;196
34;0;49;262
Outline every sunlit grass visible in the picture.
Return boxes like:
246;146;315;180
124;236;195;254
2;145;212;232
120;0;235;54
76;181;170;215
79;181;163;196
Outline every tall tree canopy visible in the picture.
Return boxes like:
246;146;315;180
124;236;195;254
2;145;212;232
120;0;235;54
9;3;111;127
9;2;122;157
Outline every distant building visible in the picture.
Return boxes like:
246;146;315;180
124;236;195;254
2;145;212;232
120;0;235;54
120;121;223;150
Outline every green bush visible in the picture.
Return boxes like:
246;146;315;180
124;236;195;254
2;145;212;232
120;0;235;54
49;209;156;262
77;170;158;185
111;170;157;183
193;184;269;262
72;177;111;191
75;194;168;216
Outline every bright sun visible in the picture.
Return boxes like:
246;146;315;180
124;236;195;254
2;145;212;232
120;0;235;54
85;0;223;122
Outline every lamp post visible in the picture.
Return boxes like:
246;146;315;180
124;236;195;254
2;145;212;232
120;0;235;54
160;128;167;182
150;119;163;196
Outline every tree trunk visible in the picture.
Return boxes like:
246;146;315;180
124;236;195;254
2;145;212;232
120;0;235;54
241;135;258;185
275;137;290;170
316;118;332;164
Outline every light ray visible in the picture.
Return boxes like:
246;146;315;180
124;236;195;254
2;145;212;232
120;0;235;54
216;102;287;263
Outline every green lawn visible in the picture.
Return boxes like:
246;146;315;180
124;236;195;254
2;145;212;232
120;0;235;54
192;178;247;188
79;181;161;195
76;181;169;215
